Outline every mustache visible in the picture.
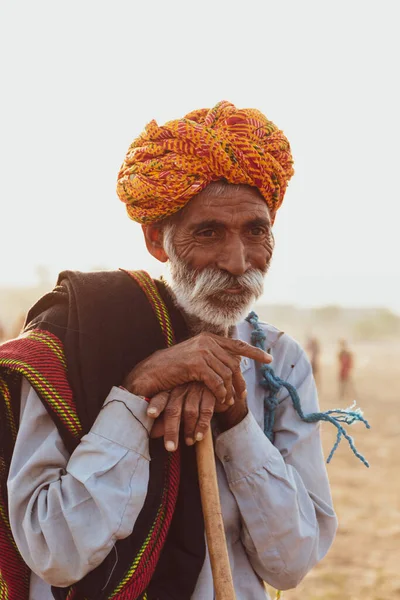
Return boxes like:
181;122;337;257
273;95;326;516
189;267;266;300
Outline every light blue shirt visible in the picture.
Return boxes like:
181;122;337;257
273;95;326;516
7;319;337;599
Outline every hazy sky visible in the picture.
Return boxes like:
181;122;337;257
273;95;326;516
1;1;399;311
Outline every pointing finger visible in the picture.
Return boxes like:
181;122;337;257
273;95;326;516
219;338;272;364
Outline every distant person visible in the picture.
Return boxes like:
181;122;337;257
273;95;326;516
306;336;321;386
338;339;355;400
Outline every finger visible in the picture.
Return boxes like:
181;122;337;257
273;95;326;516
232;368;247;401
183;383;202;445
163;385;187;452
147;390;170;418
204;356;234;404
201;369;227;404
212;345;245;403
213;392;230;414
194;387;215;442
150;414;165;439
218;337;272;364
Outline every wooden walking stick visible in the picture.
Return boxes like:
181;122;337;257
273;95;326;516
196;427;236;599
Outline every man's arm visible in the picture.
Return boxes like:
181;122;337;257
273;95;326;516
214;348;338;590
7;378;152;587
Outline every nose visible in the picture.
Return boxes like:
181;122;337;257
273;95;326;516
216;235;250;276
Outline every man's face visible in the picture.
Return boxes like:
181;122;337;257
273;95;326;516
163;184;274;330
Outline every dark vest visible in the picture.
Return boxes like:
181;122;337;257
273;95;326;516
0;270;205;600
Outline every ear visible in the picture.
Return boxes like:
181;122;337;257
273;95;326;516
142;224;169;263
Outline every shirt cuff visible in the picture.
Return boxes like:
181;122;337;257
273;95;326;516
215;410;282;483
90;386;153;457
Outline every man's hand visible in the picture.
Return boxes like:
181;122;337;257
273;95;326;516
123;332;272;405
149;381;247;451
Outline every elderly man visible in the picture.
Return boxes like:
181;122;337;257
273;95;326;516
0;101;340;600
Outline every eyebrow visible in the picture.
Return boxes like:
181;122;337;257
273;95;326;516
192;217;271;231
246;217;271;229
192;219;225;231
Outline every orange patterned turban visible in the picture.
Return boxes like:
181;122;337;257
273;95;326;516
116;100;294;224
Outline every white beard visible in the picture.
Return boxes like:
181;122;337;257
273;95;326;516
163;229;267;333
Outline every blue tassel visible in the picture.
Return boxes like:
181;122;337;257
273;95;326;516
245;311;370;467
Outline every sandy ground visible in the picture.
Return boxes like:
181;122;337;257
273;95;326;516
266;341;400;600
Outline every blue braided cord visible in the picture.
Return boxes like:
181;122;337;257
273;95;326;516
245;311;370;467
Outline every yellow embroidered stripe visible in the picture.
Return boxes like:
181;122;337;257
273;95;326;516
108;505;165;597
134;271;175;345
130;271;175;346
0;375;17;442
0;359;81;438
26;331;67;369
0;569;10;600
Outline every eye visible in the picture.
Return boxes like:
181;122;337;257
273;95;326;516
197;229;217;238
249;226;267;236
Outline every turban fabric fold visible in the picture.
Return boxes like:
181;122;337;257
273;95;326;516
116;100;294;224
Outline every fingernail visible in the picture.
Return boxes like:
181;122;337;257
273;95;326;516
241;391;247;400
195;432;203;441
147;407;158;416
165;441;176;451
186;437;194;446
228;398;235;406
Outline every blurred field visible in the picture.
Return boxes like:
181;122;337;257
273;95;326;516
267;340;400;600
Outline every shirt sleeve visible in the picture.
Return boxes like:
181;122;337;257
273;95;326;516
7;378;152;588
214;348;338;591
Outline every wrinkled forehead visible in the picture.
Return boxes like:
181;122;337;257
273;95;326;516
169;182;271;227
